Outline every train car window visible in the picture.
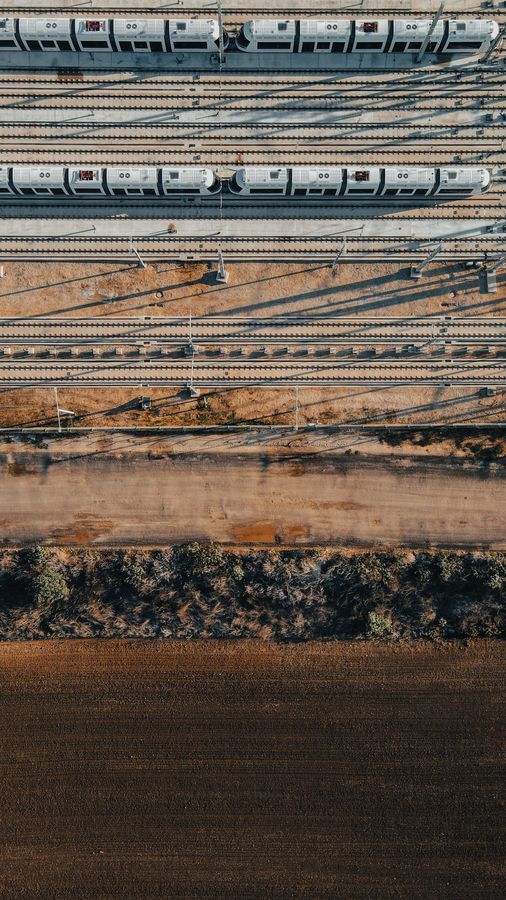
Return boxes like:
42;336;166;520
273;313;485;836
119;41;132;51
331;43;345;52
270;171;281;179
363;23;378;33
278;23;288;31
316;42;330;49
354;171;370;182
151;42;163;51
176;23;187;30
384;189;398;195
27;41;40;50
58;41;72;50
79;170;95;181
347;188;375;193
134;42;148;49
85;22;102;32
80;40;109;48
415;189;430;195
169;171;179;178
41;40;56;48
257;41;292;49
52;188;66;195
250;188;284;194
301;42;314;52
355;41;384;49
392;42;406;52
446;41;482;49
172;41;208;48
309;188;322;193
0;40;17;47
408;42;422;49
293;188;306;195
447;172;457;179
399;188;415;194
323;189;336;196
144;189;158;195
163;188;199;194
456;23;466;31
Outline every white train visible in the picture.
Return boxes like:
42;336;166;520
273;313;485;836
0;165;491;199
0;18;228;52
0;166;221;196
236;18;500;54
0;16;500;55
229;166;491;197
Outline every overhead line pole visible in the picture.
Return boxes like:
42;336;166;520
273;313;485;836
416;3;445;64
480;25;506;64
217;0;225;67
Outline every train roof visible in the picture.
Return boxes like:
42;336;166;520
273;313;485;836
160;167;215;188
18;18;72;39
12;166;65;187
112;20;165;39
292;167;344;187
167;19;220;39
106;167;158;189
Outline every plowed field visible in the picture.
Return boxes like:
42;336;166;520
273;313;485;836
0;640;504;899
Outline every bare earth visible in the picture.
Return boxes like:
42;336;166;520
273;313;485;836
0;639;504;900
0;433;505;546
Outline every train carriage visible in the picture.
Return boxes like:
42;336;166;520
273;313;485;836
382;168;436;197
298;20;351;54
434;167;490;195
167;19;228;52
105;167;160;196
112;19;166;53
0;166;14;194
11;166;67;195
67;167;106;195
229;167;290;195
290;167;344;196
350;20;390;53
17;18;74;52
236;20;296;52
0;18;20;50
73;19;113;52
342;168;382;196
160;167;221;195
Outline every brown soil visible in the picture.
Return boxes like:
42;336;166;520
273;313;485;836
0;639;503;899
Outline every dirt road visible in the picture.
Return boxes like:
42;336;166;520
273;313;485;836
0;640;503;899
0;433;505;546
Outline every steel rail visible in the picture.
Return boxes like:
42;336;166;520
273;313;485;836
0;315;504;346
0;357;505;388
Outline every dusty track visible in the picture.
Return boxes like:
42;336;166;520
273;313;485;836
0;639;503;900
1;434;505;546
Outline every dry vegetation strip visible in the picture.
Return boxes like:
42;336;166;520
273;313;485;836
0;545;504;641
0;639;504;900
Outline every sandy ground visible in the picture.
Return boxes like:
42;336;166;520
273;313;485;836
0;639;503;900
1;260;504;320
0;433;505;546
1;260;505;427
2;383;505;429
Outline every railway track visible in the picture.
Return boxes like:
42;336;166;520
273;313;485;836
1;203;504;221
0;357;505;388
3;6;506;22
0;316;504;346
0;235;502;262
3;149;504;166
